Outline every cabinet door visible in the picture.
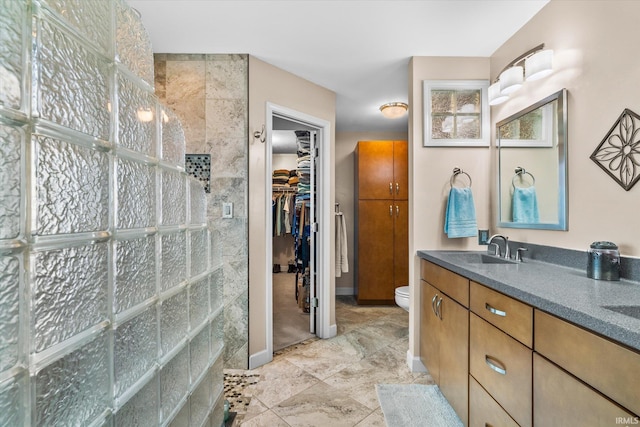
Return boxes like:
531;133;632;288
393;140;408;200
440;293;470;426
534;353;635;426
420;280;440;384
393;200;408;288
469;376;519;427
356;141;394;199
357;200;394;302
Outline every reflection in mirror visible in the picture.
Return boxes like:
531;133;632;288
497;89;567;230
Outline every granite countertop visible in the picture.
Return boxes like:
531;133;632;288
417;250;640;352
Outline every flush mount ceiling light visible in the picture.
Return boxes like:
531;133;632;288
380;102;408;119
489;44;554;106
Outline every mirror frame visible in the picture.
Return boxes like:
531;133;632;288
497;88;568;230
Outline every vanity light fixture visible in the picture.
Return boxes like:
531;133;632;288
489;44;553;106
380;102;408;119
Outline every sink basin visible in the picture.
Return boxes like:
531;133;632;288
450;253;518;265
601;305;640;320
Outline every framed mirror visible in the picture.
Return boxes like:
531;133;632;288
497;89;568;230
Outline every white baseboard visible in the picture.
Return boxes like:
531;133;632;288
329;323;337;338
406;349;427;373
248;349;272;370
336;286;354;296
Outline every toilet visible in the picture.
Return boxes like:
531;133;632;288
395;286;410;312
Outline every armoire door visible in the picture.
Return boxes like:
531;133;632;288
393;200;409;289
356;141;394;200
392;140;408;200
357;200;394;302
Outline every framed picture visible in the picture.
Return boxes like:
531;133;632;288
423;80;490;147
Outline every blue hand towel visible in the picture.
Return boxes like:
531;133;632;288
444;187;478;238
512;186;539;223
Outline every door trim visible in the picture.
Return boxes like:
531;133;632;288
261;102;334;366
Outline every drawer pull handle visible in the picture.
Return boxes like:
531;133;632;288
485;303;506;317
485;356;507;375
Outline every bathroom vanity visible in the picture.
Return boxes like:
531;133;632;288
418;250;640;426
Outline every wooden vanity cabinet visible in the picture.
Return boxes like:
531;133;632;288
420;260;469;425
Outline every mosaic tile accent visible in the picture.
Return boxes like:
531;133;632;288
186;153;211;193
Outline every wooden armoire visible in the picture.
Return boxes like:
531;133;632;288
354;140;408;304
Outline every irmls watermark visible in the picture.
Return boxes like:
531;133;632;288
616;417;640;425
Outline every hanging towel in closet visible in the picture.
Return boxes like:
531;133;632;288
512;186;540;223
444;187;478;238
335;213;349;277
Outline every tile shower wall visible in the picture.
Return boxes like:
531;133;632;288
0;1;224;426
154;54;249;369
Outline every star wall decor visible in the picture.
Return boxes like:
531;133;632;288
590;108;640;191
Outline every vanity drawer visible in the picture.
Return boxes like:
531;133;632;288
420;260;469;307
470;281;533;347
469;376;519;427
534;353;635;426
470;313;532;427
535;309;640;416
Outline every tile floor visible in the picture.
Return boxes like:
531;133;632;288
223;296;434;426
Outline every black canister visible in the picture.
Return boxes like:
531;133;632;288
587;241;620;281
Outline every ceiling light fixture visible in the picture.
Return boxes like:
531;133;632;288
380;102;408;119
488;44;553;106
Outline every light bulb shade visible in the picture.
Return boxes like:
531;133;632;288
525;49;553;81
379;102;408;119
488;82;509;106
499;66;523;95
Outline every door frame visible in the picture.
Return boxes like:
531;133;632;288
264;102;334;361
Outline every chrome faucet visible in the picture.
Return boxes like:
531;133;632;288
488;234;510;259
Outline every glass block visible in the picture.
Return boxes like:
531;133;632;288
114;235;156;314
0;123;23;240
190;229;208;278
189;179;207;225
431;90;453;114
0;0;26;110
36;16;110;140
431;115;453;139
161;169;186;226
33;241;108;352
0;372;24;427
39;0;112;55
160;231;186;292
160;345;189;422
114;308;157;398
34;133;109;236
161;107;185;167
189;323;210;385
0;255;20;373
116;157;156;229
190;375;211;427
210;313;223;358
168;399;190;427
160;290;188;355
117;72;156;156
115;0;155;87
189;277;209;331
34;332;109;427
456;116;481;139
114;375;159;427
210;390;225;427
210;354;223;396
209;268;223;315
456;90;481;113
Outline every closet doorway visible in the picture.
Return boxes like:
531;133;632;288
265;103;332;357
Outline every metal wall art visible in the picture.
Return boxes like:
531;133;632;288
591;108;640;191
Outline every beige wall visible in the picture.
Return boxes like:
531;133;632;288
248;56;336;360
408;57;491;364
490;0;640;257
335;131;409;294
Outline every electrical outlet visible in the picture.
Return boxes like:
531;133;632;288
222;202;233;219
478;229;489;245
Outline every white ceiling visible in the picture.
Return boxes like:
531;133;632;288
126;0;549;133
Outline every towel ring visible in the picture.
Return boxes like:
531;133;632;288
512;166;535;189
450;167;472;188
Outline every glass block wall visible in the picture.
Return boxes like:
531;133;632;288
0;1;225;426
